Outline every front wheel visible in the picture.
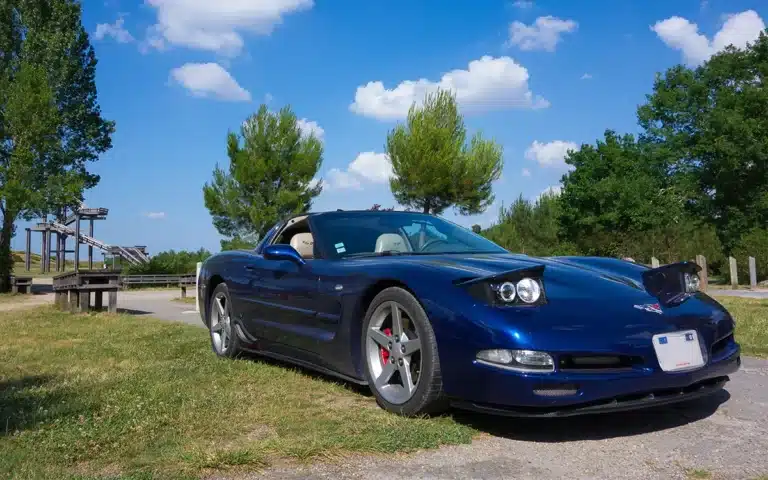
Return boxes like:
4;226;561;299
361;287;447;416
209;283;242;358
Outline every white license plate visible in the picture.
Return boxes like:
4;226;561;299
652;330;705;372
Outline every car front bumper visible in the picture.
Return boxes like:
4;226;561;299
448;343;741;417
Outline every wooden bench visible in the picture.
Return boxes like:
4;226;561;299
53;270;121;313
10;276;33;294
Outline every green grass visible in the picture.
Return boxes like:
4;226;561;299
686;468;712;479
0;308;476;480
718;297;768;358
172;297;197;304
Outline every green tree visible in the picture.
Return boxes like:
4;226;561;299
386;89;503;215
638;31;768;251
0;0;114;291
203;105;323;250
483;192;578;256
559;131;686;256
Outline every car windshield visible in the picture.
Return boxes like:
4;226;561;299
311;211;507;259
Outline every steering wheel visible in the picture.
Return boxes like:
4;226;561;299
419;238;450;252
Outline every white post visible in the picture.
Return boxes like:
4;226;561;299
729;256;738;287
195;262;202;313
749;256;757;288
651;257;660;268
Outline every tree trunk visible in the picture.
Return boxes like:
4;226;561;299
0;211;17;293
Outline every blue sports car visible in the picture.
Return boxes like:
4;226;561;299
197;210;741;417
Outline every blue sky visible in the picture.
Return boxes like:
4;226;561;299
13;0;768;257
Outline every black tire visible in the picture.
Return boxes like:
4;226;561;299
208;283;243;358
361;287;448;416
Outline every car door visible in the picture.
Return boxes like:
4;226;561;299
242;256;318;346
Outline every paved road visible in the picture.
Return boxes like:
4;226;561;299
116;290;202;326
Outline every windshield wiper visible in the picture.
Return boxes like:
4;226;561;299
344;250;407;258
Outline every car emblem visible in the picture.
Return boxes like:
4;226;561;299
633;303;662;314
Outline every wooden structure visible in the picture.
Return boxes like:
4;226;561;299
25;206;149;274
53;270;121;313
120;273;195;290
10;276;32;294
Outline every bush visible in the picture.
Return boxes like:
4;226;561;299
125;248;212;275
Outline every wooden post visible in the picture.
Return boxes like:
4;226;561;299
180;285;187;298
25;228;31;271
695;255;708;292
108;290;117;313
749;256;757;288
40;229;47;273
47;231;53;273
729;256;738;287
88;218;94;270
651;257;660;268
94;291;103;311
79;290;90;312
108;275;118;313
68;289;78;313
74;213;80;272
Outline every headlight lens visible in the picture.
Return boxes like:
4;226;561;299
477;349;554;372
497;281;516;302
684;272;700;293
516;277;541;304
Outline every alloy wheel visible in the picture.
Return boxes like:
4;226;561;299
365;301;422;404
210;292;232;354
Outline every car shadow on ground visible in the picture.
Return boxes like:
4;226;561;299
451;389;730;441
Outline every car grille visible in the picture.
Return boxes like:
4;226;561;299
558;354;645;372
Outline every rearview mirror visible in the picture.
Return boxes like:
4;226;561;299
263;244;306;265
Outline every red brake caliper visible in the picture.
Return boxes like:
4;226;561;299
380;327;392;365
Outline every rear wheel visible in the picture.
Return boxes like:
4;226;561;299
361;287;447;416
209;283;242;358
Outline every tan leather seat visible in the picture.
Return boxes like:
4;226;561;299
375;233;411;253
290;232;315;259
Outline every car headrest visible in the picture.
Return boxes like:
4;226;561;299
375;233;411;253
290;232;314;259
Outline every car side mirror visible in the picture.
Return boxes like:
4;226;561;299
263;244;306;265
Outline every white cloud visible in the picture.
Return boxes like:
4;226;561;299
144;0;313;56
540;185;562;198
651;10;765;66
94;16;134;43
580;73;592;80
325;152;393;190
350;56;549;121
348;152;392;183
170;63;251;102
145;212;166;220
326;169;362;190
521;168;531;177
525;140;579;169
512;0;534;9
264;92;274;104
297;118;325;141
508;16;578;52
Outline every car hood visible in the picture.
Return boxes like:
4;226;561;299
395;252;647;293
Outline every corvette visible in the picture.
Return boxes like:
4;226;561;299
197;210;740;417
